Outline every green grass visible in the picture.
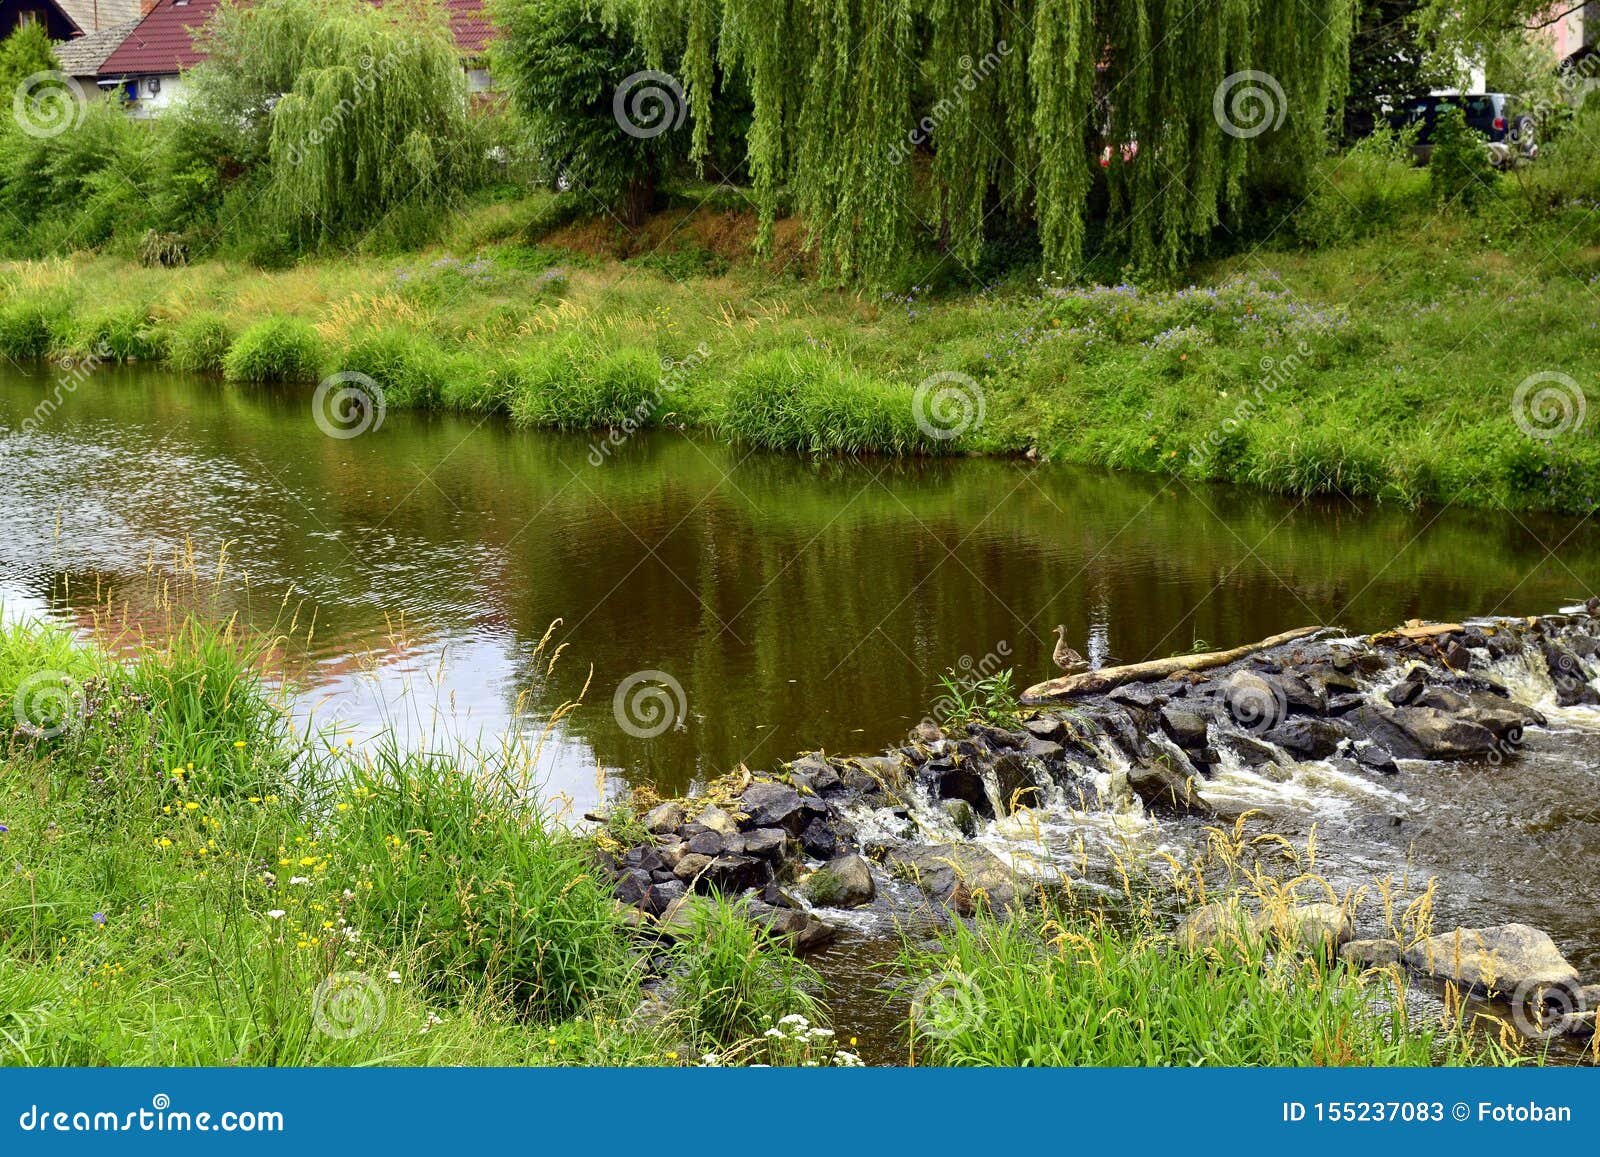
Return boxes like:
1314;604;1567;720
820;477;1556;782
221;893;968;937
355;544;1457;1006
165;311;235;374
222;317;324;384
898;906;1499;1067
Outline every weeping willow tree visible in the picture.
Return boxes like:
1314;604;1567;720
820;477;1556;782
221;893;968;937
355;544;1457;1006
191;0;480;244
504;1;1356;278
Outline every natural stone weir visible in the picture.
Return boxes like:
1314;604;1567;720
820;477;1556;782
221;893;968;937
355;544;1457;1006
598;605;1600;1035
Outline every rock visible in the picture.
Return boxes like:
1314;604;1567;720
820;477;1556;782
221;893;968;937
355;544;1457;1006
643;878;686;916
805;853;875;908
1019;736;1064;761
737;827;790;860
1109;683;1166;711
1381;706;1497;760
788;754;843;794
672;852;713;883
1224;733;1285;769
853;755;906;789
657;841;688;870
1023;717;1065;740
657;893;714;939
1341;938;1402;969
842;767;881;794
1159;705;1210;750
990;753;1043;813
621;845;665;874
1353;742;1399;774
738;782;823;833
642;802;686;835
1175;898;1260;953
1262;718;1346;759
685;831;724;857
1542;642;1600;706
1385;668;1427;707
909;720;943;744
798;817;838;859
940;798;978;838
1128;753;1210;816
1278;673;1328;715
926;761;993;819
695;804;741;835
1258;902;1354;957
613;868;652;907
1403;923;1582;1002
886;844;1020;915
744;901;837;952
699;853;771;895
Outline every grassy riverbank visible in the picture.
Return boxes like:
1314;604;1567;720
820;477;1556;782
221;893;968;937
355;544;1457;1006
0;613;1544;1067
4;153;1600;513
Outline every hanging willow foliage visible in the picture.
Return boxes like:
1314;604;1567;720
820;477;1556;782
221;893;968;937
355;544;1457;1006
195;0;478;244
600;0;1356;279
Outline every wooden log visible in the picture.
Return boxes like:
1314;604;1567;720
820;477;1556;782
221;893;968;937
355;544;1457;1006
1020;625;1325;704
1366;622;1463;645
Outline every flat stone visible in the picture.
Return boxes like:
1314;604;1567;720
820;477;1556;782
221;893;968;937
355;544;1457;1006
738;782;823;833
695;804;741;835
643;878;686;916
1403;923;1582;1002
698;853;771;895
685;831;724;856
642;802;686;834
672;852;713;883
1159;705;1210;750
1023;717;1065;740
737;827;790;860
886;844;1020;915
1340;938;1401;969
788;754;843;794
798;817;838;859
1262;718;1346;759
1258;902;1354;957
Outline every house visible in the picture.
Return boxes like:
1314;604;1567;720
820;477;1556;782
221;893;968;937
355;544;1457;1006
52;15;140;99
95;0;495;116
2;0;87;40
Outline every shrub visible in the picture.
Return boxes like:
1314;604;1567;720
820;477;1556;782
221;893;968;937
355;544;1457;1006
223;316;323;382
510;341;664;430
718;349;934;455
0;297;66;360
166;311;235;373
1429;104;1499;211
336;326;450;409
60;304;164;363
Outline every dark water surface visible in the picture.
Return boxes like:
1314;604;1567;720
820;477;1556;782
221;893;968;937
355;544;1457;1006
3;365;1596;805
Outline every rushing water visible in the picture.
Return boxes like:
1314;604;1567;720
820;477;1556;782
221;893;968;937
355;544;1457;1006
4;365;1600;1055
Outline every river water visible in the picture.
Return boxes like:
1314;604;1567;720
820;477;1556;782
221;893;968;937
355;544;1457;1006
4;366;1599;1054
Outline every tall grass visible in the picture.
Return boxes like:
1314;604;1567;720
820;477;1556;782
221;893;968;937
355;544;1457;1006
717;349;935;455
165;311;235;374
222;317;324;383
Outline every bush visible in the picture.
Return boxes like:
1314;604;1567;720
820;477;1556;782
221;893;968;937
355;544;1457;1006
59;304;164;363
223;316;323;382
1429;104;1499;211
0;296;64;360
510;341;665;429
166;311;235;373
718;349;934;455
332;751;633;1019
336;326;450;409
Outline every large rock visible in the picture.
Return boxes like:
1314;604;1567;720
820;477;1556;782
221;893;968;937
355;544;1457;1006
990;753;1043;813
738;782;823;833
788;754;843;795
1258;902;1354;957
1175;898;1260;953
642;802;685;834
1261;718;1346;759
1383;706;1498;760
743;901;837;952
695;804;741;835
886;844;1021;915
1340;938;1402;969
1127;753;1210;816
924;760;993;819
1159;705;1210;750
1402;923;1581;1002
1543;642;1600;706
805;853;875;909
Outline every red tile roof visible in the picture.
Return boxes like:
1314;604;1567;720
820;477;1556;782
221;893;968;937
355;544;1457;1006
98;0;494;78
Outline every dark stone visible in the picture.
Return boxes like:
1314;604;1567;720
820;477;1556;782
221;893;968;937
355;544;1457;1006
1310;666;1361;696
697;854;772;895
685;831;724;857
1159;705;1210;750
940;798;979;837
643;878;686;916
1543;642;1600;706
1278;673;1327;715
621;846;665;874
1128;752;1210;816
1358;705;1497;760
614;868;652;907
739;781;824;833
886;844;1021;915
1353;742;1399;774
789;754;844;794
991;753;1043;813
738;827;790;860
1225;733;1286;769
1325;693;1367;717
799;817;838;859
1262;718;1346;759
909;720;943;744
743;902;836;951
1385;669;1427;707
1020;736;1064;761
1109;683;1166;711
927;761;994;819
672;852;713;883
842;767;881;794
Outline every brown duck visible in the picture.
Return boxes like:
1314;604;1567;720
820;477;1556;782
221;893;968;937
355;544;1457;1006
1052;625;1088;673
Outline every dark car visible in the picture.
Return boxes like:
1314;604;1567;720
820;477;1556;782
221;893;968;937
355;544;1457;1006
1389;93;1538;168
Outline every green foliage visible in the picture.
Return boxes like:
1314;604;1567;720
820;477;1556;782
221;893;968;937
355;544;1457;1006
336;326;449;408
0;22;58;96
0;296;66;360
510;340;666;430
1429;104;1499;210
166;312;236;373
1295;123;1427;245
223;316;324;382
666;897;822;1050
59;304;164;363
936;668;1021;728
717;349;936;455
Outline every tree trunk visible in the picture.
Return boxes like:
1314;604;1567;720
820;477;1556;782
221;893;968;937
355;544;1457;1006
622;174;655;228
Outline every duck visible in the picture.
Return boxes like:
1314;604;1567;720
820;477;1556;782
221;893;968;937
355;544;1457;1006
1052;625;1089;673
1587;595;1600;617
